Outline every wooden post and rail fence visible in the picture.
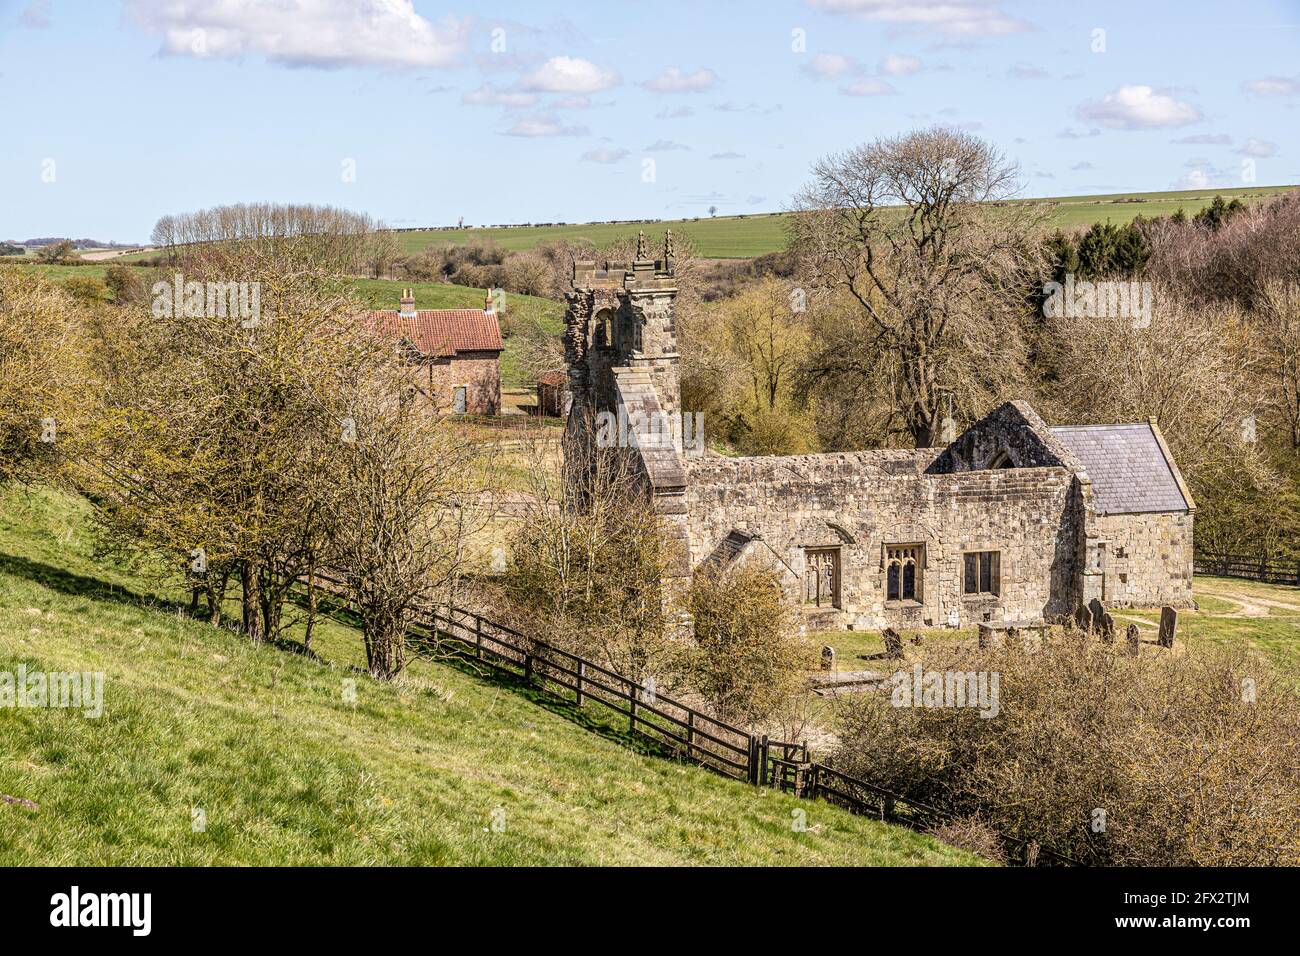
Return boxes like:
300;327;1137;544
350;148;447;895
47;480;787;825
1194;551;1300;586
297;570;1079;866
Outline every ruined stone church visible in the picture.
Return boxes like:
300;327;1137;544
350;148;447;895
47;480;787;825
563;234;1195;631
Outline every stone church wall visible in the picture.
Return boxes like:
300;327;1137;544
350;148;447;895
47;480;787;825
684;451;1083;630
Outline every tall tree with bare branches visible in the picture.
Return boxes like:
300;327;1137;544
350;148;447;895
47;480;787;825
790;126;1046;447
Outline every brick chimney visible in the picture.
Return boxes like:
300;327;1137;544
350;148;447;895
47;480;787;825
484;290;496;315
399;288;416;318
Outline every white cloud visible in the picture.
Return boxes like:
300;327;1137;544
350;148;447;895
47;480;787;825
1171;133;1232;145
1244;76;1300;96
1173;160;1230;190
709;151;745;160
880;54;922;76
461;83;537;108
552;95;594;109
805;53;858;78
504;113;589;137
806;0;1028;38
123;0;468;69
656;105;694;119
642;67;718;93
1237;138;1276;158
521;56;620;93
645;140;690;151
581;148;629;164
1076;85;1201;130
839;78;897;96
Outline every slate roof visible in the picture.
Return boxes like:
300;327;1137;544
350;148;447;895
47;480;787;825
1049;423;1190;514
366;309;504;358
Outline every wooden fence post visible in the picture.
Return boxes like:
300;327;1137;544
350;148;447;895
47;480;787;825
1024;840;1041;867
575;661;585;708
881;794;895;821
474;616;483;660
746;735;759;785
686;711;695;758
628;679;638;733
760;735;770;787
524;652;534;685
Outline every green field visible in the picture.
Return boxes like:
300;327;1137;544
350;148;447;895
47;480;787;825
0;486;976;866
35;184;1300;265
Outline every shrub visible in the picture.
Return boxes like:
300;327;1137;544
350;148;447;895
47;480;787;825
684;562;814;726
104;264;145;304
832;634;1300;866
64;275;107;303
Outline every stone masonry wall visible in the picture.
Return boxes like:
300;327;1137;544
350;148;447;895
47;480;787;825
684;452;1083;630
1094;511;1195;608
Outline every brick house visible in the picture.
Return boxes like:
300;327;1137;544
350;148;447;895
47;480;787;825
561;236;1195;631
367;289;503;415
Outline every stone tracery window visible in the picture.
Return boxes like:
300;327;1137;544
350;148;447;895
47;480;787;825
804;548;841;608
886;544;924;602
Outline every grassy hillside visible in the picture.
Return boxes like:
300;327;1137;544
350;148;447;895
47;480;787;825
32;184;1300;265
0;487;976;866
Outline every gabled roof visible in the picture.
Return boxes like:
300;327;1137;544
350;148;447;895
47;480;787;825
1050;422;1192;515
366;309;503;358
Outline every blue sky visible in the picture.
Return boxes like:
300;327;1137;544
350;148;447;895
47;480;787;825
2;0;1299;242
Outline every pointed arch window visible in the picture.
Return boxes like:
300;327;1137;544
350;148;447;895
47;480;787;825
886;544;924;603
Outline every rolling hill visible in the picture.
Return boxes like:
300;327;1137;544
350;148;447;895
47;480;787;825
0;486;978;866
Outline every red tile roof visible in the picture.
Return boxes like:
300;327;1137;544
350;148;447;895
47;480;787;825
366;309;504;358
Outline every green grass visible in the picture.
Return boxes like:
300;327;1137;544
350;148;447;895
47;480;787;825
0;486;976;866
812;573;1300;680
1116;575;1300;674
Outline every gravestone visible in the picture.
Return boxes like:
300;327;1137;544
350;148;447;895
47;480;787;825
1100;611;1116;643
1158;606;1178;648
820;645;835;671
882;627;904;659
1075;604;1093;633
1125;623;1141;656
1088;598;1106;630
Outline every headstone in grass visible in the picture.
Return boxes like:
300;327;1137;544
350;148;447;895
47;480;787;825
1158;606;1177;648
1126;623;1141;656
1088;598;1106;631
1075;604;1093;633
821;645;835;671
1100;611;1116;643
882;627;904;658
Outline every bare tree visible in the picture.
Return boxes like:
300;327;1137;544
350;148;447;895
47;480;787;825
790;126;1046;447
322;361;484;679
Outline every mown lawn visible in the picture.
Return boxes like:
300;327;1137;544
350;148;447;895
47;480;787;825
0;487;978;866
